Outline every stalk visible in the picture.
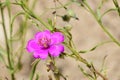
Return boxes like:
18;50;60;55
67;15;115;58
0;4;15;80
83;0;120;46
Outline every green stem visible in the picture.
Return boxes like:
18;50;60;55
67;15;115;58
64;42;88;65
30;59;40;80
50;1;72;9
0;4;15;80
31;0;38;10
18;14;28;69
19;0;52;30
79;41;113;53
6;0;15;79
64;42;108;80
100;8;117;19
83;0;120;46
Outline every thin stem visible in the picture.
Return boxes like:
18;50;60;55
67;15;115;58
6;0;15;68
0;4;15;80
48;57;66;80
113;0;120;16
64;42;108;80
31;0;38;10
14;1;29;74
53;0;57;28
79;41;113;53
94;69;108;80
56;0;67;10
100;8;117;19
83;0;120;46
30;59;40;80
64;42;88;65
6;0;15;79
18;12;29;71
50;1;72;9
19;0;51;30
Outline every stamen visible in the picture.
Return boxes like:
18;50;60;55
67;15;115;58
38;37;51;48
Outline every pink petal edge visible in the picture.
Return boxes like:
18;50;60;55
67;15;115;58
33;49;48;59
49;44;64;57
26;39;40;53
51;32;64;45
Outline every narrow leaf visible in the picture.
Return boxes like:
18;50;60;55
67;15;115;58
30;59;40;80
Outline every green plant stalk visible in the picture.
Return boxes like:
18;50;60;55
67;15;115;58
10;12;25;42
100;8;117;20
30;59;40;80
79;41;112;53
64;42;88;65
19;1;52;30
50;1;72;9
6;0;15;79
11;12;25;33
31;0;38;10
15;1;29;73
49;57;66;80
113;0;120;16
83;0;120;47
52;58;60;80
7;0;13;57
6;0;15;68
19;0;40;61
0;5;15;80
64;42;108;80
17;13;29;71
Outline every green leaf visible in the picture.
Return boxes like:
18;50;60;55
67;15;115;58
47;18;53;26
79;41;112;54
100;55;108;77
30;59;40;80
79;50;87;53
47;18;54;31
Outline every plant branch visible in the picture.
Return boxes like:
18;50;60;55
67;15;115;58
83;0;120;47
0;3;15;80
64;42;108;80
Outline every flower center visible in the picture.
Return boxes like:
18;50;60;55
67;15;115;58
38;37;51;49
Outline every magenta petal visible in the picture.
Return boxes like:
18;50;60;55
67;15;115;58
51;32;64;44
35;30;51;41
26;30;65;59
26;39;40;53
49;45;64;57
33;49;48;59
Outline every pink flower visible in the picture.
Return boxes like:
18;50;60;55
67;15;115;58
26;30;64;59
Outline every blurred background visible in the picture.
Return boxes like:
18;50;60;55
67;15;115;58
0;0;120;80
